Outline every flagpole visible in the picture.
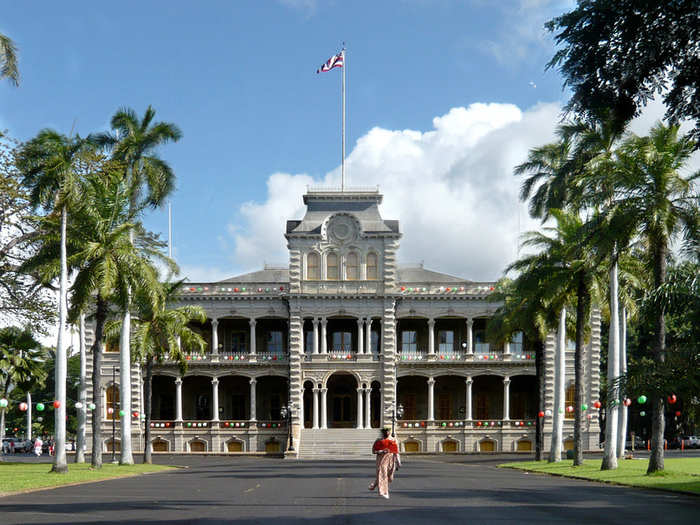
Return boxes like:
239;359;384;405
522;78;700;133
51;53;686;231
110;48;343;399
341;47;346;191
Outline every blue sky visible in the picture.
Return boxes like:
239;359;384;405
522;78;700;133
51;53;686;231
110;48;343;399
1;1;614;282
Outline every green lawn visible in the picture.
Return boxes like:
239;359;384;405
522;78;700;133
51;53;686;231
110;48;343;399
500;458;700;495
0;462;174;496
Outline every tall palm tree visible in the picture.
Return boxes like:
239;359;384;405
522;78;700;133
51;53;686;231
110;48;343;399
18;130;89;474
92;106;181;465
107;281;206;463
0;32;19;86
0;327;46;447
23;167;164;469
487;276;559;461
513;210;605;465
615;123;699;473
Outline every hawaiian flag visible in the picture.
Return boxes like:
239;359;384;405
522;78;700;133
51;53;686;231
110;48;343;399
316;51;344;73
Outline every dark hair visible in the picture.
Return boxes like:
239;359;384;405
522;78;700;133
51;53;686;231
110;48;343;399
381;428;390;438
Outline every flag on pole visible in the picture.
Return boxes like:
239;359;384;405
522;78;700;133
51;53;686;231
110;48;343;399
316;51;344;73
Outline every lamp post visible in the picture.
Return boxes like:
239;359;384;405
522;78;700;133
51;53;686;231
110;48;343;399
111;365;118;464
391;402;404;437
280;402;296;452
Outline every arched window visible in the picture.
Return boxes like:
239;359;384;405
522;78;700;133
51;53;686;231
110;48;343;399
327;253;339;280
565;384;575;419
106;384;120;420
346;252;359;280
367;253;378;280
307;252;319;279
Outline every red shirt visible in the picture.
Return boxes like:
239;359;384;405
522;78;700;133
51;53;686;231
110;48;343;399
373;438;399;454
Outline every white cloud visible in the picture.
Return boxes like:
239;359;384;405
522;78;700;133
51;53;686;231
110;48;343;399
227;102;562;282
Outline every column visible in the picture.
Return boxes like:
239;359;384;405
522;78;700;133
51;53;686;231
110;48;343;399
249;319;257;355
503;376;511;421
320;388;328;429
356;388;364;429
427;377;435;421
365;319;372;355
312;319;319;354
211;378;220;421
320;318;327;354
357;319;364;354
175;378;183;422
504;338;511;356
312;388;320;429
249;378;257;421
465;376;473;421
211;319;219;354
466;318;474;355
428;319;435;355
364;387;371;428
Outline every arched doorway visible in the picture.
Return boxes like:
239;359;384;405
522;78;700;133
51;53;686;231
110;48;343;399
326;373;357;428
303;380;314;428
370;380;381;428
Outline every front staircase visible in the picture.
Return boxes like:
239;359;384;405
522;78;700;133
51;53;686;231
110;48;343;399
298;429;380;460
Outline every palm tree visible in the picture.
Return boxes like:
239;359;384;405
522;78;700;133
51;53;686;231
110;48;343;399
615;123;699;473
23;167;164;469
513;210;605;465
92;106;181;465
107;281;206;464
17;130;89;473
487;276;559;461
0;327;46;447
0;32;19;86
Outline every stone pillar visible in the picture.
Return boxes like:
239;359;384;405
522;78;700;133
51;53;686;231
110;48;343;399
356;388;364;429
466;318;474;355
175;378;183;422
364;387;371;429
312;388;320;429
365;319;372;355
428;319;435;355
357;319;364;354
249;319;256;355
211;378;220;421
504;339;511;356
211;319;219;354
320;318;327;354
503;376;511;421
249;378;257;421
465;376;473;421
427;377;435;421
320;388;328;429
312;319;319;354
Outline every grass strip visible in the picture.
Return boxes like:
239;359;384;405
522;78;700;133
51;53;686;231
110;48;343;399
0;462;174;496
500;458;700;496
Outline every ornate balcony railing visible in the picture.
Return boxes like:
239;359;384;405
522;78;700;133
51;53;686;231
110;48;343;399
300;280;383;295
395;419;537;429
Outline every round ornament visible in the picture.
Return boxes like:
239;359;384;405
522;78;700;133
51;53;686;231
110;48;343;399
107;407;114;414
640;411;646;417
675;411;681;417
19;402;28;411
545;409;552;417
581;404;588;411
0;398;7;408
88;403;96;411
623;398;632;407
667;394;677;404
538;411;545;418
637;395;647;404
593;401;602;409
36;403;45;411
75;402;83;409
566;406;574;413
53;400;60;408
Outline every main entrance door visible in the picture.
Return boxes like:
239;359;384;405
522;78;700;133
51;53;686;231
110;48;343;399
326;373;357;428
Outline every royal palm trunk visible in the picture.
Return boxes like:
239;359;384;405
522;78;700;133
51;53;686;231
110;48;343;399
90;296;107;469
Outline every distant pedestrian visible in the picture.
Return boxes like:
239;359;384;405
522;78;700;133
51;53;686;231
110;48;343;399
9;440;15;454
48;440;54;456
369;428;400;499
33;437;43;457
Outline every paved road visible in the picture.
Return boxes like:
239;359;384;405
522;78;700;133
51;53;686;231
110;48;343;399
0;455;697;524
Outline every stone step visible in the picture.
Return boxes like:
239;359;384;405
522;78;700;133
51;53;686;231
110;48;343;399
298;429;381;459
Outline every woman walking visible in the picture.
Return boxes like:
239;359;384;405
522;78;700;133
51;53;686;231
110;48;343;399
369;428;400;499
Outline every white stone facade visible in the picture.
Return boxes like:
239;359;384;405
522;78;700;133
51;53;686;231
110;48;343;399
84;188;600;455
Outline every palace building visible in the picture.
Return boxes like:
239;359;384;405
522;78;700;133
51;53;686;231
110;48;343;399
85;187;601;457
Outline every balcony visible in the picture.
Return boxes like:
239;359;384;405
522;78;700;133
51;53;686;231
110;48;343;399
300;280;383;295
396;419;536;429
177;352;289;364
